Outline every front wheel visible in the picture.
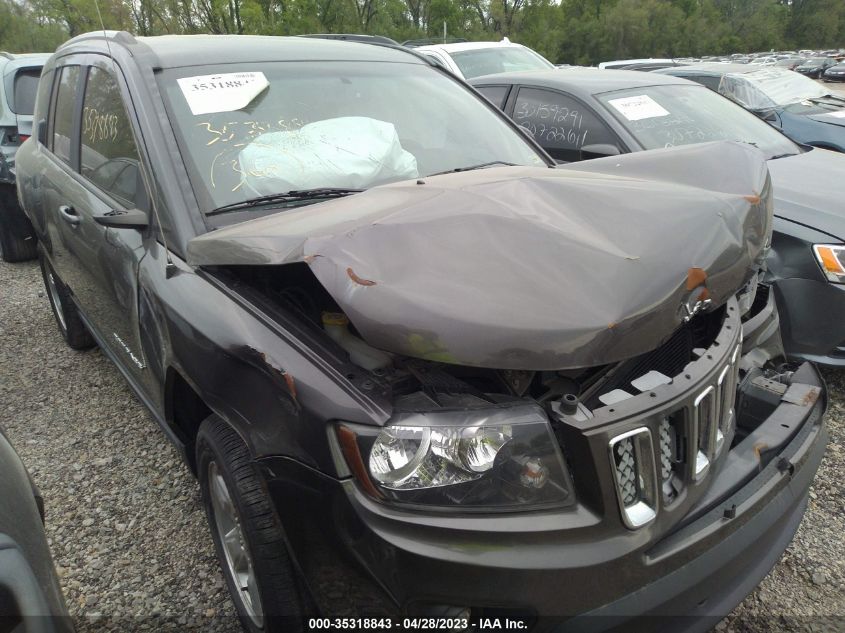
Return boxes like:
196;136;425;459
196;415;304;633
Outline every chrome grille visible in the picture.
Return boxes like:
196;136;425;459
719;344;742;441
659;418;673;482
692;339;742;482
609;428;658;529
694;386;716;480
614;438;637;506
659;414;685;504
607;315;743;529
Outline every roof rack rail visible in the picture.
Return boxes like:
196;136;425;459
300;33;399;46
402;37;468;48
63;30;138;48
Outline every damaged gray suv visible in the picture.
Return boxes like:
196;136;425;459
15;33;827;633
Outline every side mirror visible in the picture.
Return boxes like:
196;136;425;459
580;143;621;158
94;208;148;230
37;119;48;146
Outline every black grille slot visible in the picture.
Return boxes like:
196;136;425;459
745;283;771;320
586;308;725;410
585;308;725;409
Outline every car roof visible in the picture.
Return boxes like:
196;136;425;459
598;58;676;68
58;32;425;70
0;53;51;74
415;40;527;54
469;67;694;97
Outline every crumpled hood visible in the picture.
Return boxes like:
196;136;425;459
766;147;845;242
189;141;771;370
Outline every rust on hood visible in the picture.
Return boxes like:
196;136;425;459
188;141;773;371
686;267;708;291
346;267;377;286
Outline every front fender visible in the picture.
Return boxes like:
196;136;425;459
139;249;390;477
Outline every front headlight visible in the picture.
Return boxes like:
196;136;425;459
338;404;575;510
813;244;845;283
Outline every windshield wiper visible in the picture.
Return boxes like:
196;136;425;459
769;152;799;160
430;161;519;177
206;187;363;217
807;94;845;106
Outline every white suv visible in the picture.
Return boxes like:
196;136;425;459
1;51;49;261
412;38;555;80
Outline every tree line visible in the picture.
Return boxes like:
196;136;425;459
1;0;843;66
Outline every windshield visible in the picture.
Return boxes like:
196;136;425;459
801;58;828;65
450;47;554;79
721;68;828;108
597;84;799;159
158;61;545;215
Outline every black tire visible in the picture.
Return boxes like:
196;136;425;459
196;415;303;633
0;186;37;262
38;252;95;350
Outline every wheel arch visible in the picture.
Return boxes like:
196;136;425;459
164;366;212;475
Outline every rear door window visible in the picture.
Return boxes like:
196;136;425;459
686;75;722;92
475;85;510;110
513;87;618;161
34;69;54;131
80;66;143;208
12;69;41;115
51;66;81;166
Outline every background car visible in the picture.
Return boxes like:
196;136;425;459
656;63;845;152
0;426;73;633
824;62;845;82
749;55;777;66
409;38;554;79
774;57;806;70
470;67;845;365
0;51;49;262
795;56;836;78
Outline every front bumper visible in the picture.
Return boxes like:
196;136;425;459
258;362;827;627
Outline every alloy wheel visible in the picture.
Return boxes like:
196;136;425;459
208;460;264;628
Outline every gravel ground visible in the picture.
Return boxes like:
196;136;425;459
0;259;240;632
1;257;844;633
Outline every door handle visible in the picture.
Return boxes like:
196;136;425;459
58;205;80;226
